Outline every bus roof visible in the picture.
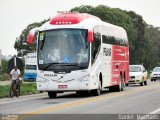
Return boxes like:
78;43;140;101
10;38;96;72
28;13;128;44
49;13;101;25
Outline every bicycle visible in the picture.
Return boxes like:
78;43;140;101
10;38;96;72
10;80;20;98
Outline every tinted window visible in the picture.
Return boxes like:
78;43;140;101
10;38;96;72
38;29;89;71
92;26;101;64
101;25;128;46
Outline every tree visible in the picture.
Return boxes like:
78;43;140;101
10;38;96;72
1;59;9;73
14;18;50;56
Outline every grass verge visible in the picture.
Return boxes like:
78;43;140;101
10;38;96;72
0;82;38;98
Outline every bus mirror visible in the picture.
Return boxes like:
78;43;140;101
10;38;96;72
27;28;38;44
27;32;34;44
88;30;93;42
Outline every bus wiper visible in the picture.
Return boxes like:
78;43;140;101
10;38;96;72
66;64;86;69
43;62;60;70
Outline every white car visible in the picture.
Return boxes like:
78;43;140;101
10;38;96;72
150;67;160;81
127;65;148;86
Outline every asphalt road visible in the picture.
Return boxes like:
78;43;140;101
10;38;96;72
0;80;160;120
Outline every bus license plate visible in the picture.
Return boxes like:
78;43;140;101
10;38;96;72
58;85;67;89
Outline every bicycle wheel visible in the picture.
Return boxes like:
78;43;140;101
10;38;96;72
10;86;13;98
16;84;20;97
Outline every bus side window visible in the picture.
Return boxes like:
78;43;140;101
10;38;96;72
92;26;101;64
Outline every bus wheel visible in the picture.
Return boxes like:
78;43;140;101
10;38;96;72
117;74;124;92
92;80;101;96
48;91;57;98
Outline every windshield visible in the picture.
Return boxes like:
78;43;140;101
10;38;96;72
26;65;37;70
153;68;160;72
37;29;89;72
130;66;142;72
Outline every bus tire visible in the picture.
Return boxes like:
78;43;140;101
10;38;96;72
48;91;57;98
117;74;124;92
92;80;102;96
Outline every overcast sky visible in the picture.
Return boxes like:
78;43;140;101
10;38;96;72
0;0;160;56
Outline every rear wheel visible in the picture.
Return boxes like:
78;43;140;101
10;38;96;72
15;87;20;97
154;79;156;81
151;79;153;81
48;91;57;98
116;74;125;92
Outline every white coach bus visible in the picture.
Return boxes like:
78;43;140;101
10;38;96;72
28;13;129;98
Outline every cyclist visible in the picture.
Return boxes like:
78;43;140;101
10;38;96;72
10;66;21;93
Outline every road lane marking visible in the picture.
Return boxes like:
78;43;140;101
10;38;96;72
0;92;74;105
149;107;160;114
24;84;160;114
0;96;46;105
1;81;160;114
25;92;120;114
0;80;159;106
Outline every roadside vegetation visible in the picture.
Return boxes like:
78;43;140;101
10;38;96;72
0;82;38;98
0;59;38;98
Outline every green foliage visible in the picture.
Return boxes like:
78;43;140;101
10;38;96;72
14;18;50;57
0;82;38;98
1;59;9;73
20;82;38;95
0;85;10;98
0;74;4;81
143;25;160;69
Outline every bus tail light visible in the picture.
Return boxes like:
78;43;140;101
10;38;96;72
88;30;93;42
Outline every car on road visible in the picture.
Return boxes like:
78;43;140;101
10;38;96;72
127;65;148;86
150;67;160;81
